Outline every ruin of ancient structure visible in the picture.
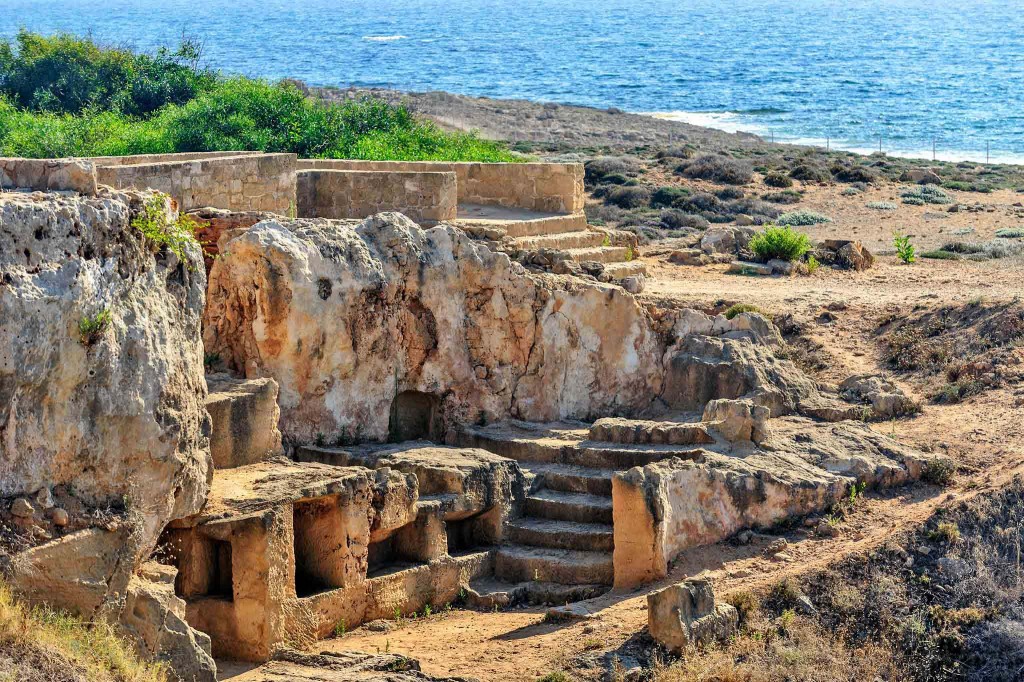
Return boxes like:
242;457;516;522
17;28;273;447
0;153;952;677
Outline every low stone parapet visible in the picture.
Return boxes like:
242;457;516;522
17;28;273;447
296;169;457;225
0;157;98;194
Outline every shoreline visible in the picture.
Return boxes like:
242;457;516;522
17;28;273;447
314;83;1024;167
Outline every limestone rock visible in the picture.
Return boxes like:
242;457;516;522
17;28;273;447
620;274;645;294
821;239;874;271
121;563;217;682
702;398;771;444
647;579;738;653
668;248;707;266
727;260;772;276
839;374;919;419
701;226;755;255
900;169;942;185
205;373;283;469
204;214;666;443
10;497;34;518
0;190;212;552
767;258;796;275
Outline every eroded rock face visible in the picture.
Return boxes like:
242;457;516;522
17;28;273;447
0;190;211;551
648;579;738;653
204;213;665;444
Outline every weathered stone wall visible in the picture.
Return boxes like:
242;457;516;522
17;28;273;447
296;169;457;226
95;153;297;213
83;151;252;166
0;189;212;552
298;159;584;214
1;158;98;194
203;213;664;445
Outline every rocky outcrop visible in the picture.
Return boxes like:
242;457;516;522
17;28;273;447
252;649;476;681
203;213;665;444
206;373;283;469
0;189;211;554
121;563;217;682
648;578;738;652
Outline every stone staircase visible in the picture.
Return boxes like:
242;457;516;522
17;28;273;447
456;418;710;592
453;203;646;283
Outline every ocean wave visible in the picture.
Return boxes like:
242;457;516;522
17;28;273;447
648;110;768;135
363;35;407;42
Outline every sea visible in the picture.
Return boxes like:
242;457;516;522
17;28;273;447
4;0;1024;163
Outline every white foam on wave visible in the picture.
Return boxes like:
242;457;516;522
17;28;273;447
645;111;1024;165
363;35;407;42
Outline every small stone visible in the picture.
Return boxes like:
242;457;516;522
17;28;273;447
734;214;754;227
767;258;795;275
917;545;932;556
473;365;488;380
620;275;645;295
727;260;773;276
796;595;817;614
816;520;840;537
937;557;971;581
35;487;54;509
735;530;754;545
763;538;789;555
365;619;392;632
49;507;69;527
10;497;34;518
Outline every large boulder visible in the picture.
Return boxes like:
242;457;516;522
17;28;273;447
0;189;211;552
203;213;666;444
648;578;738;652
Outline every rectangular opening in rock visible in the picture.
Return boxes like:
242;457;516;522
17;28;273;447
388;390;440;442
292;496;349;598
366;532;425;578
175;535;233;601
445;513;490;555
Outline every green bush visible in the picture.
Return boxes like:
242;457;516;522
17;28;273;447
675;154;753;185
0;32;518;163
764;171;793;188
832;163;879;184
894;232;916;264
0;30;216;116
724;303;761;319
789;163;831;183
603;185;651;209
763;190;802;204
749;225;811;262
650;185;691;207
776;210;832;226
866;201;898;210
921;249;961;260
901;185;952;205
995;228;1024;238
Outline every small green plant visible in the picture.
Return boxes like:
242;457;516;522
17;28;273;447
776;210;832;226
805;254;820;274
894;232;916;264
929;521;961;544
423;604;431;618
203;351;220;370
624;245;635;261
314;432;326;447
921;458;955;486
724;303;760;319
131;194;201;267
866;201;898;210
601;233;611;247
749;225;812;261
333;619;346;637
77;308;112;345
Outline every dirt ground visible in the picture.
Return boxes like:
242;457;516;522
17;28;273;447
222;181;1024;682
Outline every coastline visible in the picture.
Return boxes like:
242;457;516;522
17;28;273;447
313;83;1024;167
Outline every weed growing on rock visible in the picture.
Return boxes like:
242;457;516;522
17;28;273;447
750;225;811;261
78;308;112;345
131;195;200;266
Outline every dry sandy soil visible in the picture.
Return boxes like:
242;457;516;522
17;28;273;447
223;181;1024;682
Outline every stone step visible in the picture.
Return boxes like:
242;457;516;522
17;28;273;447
495;545;613;585
502;213;588;238
589;417;713;446
566;246;633;264
463;578;608;609
525;489;613;524
526;463;613;496
573;443;706;470
509;230;608;251
601;261;648;280
506;517;614;552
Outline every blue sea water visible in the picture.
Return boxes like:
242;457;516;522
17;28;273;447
3;0;1024;162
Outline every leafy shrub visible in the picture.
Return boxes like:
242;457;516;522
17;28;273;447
749;225;811;262
806;254;821;274
902;196;926;206
131;194;200;265
894;232;916;263
655;144;695;160
995;228;1024;238
776;210;832;226
727;198;782;219
725;303;761;319
763;190;802;204
764;171;793;188
789;163;831;183
714;187;745;201
0;30;216;116
832;163;879;184
584;156;639;182
841;186;863;196
659;209;709;230
921;249;961;260
676;154;753;185
599;172;631;186
678;192;723;214
603;185;651;209
650;185;691;207
901;185;952;205
866;201;898;210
